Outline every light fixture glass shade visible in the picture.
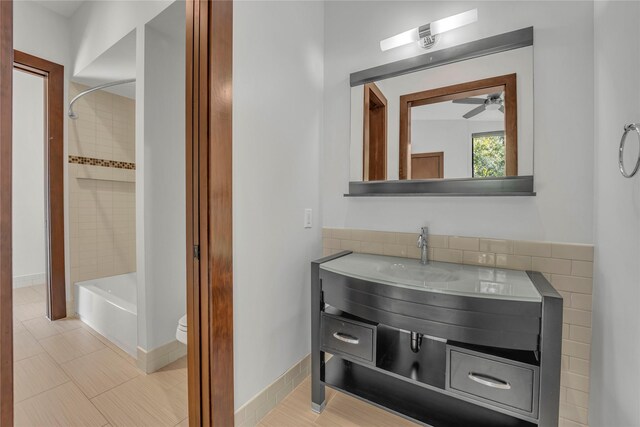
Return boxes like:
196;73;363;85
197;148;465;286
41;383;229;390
379;9;478;51
380;27;420;51
430;9;478;35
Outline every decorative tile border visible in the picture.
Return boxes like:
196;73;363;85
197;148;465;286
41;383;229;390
69;155;136;170
323;228;593;427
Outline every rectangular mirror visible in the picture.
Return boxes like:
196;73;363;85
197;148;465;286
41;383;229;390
349;28;534;196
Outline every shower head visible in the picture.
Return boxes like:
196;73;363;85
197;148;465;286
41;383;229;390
68;78;135;119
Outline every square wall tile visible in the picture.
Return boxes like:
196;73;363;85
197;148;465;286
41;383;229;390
448;236;479;251
514;240;552;257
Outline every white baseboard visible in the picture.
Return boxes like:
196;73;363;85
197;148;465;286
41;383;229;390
136;340;187;374
13;273;46;288
66;300;76;318
235;354;311;427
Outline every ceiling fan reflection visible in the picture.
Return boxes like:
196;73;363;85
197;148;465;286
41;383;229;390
452;92;504;119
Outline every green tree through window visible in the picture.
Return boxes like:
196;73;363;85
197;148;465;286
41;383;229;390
472;132;505;177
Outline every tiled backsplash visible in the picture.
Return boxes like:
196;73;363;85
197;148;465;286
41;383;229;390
68;84;136;294
323;228;593;427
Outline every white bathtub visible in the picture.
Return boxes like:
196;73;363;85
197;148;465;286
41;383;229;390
75;273;137;357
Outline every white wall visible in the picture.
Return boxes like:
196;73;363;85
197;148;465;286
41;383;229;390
15;0;170;308
69;0;185;351
233;0;324;409
71;0;171;75
412;119;503;178
140;3;186;351
590;2;640;426
14;0;72;297
14;0;70;67
324;1;594;244
12;70;46;283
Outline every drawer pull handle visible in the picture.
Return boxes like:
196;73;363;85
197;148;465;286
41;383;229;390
468;373;511;390
333;332;359;344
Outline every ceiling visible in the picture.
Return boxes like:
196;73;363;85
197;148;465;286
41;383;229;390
68;1;184;100
32;0;85;17
72;30;136;98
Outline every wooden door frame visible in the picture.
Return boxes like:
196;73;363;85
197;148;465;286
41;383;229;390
186;0;234;425
399;74;518;179
0;1;235;424
13;50;66;321
0;1;13;424
363;82;387;181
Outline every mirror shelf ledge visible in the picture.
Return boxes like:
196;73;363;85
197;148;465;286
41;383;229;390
345;175;535;197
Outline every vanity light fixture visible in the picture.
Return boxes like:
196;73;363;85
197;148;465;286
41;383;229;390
380;9;478;51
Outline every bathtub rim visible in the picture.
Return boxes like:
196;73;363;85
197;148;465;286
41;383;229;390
74;272;137;316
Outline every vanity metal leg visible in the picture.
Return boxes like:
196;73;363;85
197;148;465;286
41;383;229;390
538;295;562;427
311;350;326;413
311;261;325;413
530;272;563;427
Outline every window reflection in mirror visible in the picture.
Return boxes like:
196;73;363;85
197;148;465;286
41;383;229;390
472;131;506;178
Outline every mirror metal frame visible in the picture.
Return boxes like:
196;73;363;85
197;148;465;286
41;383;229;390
348;27;534;197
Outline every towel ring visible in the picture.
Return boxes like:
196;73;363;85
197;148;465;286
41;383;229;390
619;123;640;178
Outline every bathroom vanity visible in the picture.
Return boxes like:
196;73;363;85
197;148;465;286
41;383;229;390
311;252;562;427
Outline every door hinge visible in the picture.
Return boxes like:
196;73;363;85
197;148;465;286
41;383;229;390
193;245;200;260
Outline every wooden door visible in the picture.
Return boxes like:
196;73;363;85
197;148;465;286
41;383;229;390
363;82;387;181
186;0;234;425
411;152;444;179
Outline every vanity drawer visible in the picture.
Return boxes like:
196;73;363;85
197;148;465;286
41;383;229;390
446;346;539;417
320;312;376;364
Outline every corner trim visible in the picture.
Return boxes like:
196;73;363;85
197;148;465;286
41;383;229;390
136;340;187;374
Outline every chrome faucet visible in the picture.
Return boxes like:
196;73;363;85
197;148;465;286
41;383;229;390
417;227;429;265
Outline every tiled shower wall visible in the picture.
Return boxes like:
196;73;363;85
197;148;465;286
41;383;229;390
68;83;136;294
323;228;593;427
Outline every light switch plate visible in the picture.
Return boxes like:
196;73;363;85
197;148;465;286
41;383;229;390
304;209;312;228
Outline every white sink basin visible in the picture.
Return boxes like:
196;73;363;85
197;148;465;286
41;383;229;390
320;253;541;302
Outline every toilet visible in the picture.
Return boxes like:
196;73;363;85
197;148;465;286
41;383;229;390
176;315;187;345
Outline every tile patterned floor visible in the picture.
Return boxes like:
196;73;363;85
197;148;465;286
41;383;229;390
259;377;418;427
12;284;188;427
